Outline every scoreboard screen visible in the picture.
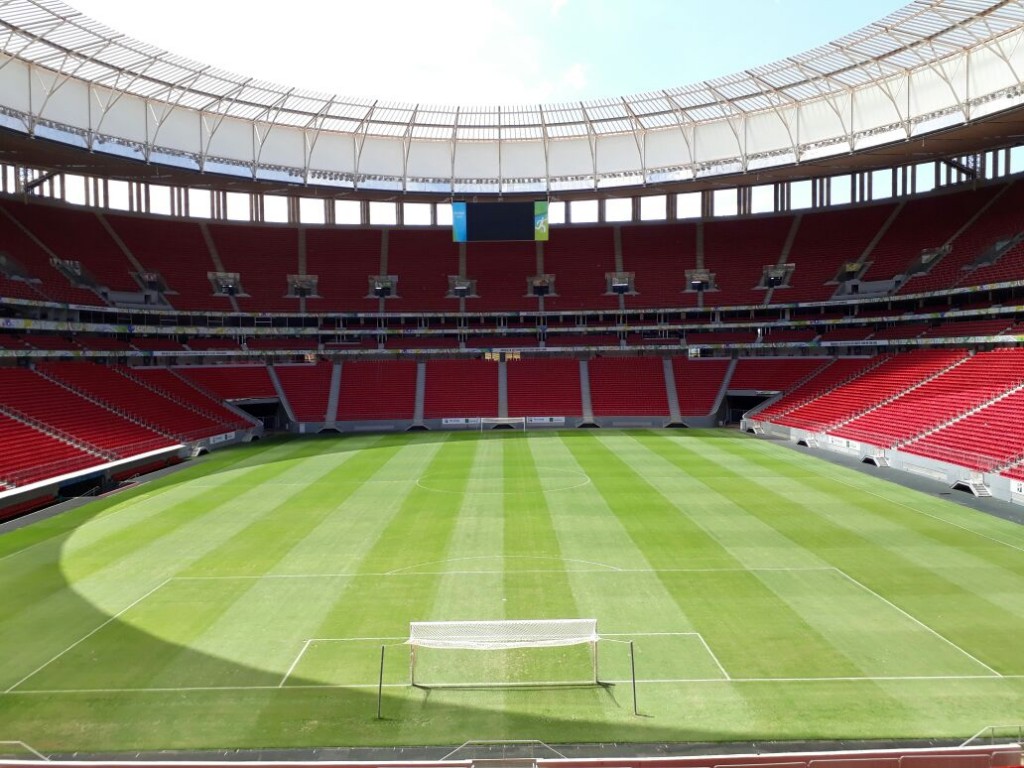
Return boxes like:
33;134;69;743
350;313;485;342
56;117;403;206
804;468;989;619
452;201;548;242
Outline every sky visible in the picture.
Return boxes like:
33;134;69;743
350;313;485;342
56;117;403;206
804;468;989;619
69;0;909;105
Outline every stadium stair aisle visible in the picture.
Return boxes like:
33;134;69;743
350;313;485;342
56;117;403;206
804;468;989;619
174;365;277;401
773;349;966;432
832;348;1024;449
273;362;334;422
0;410;107;487
0;366;173;457
38;362;234;441
588;356;670;417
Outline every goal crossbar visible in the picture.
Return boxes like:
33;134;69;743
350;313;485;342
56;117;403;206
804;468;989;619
479;417;526;431
407;618;599;650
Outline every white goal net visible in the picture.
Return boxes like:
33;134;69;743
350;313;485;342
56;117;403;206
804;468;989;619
405;619;601;686
479;416;526;431
408;619;598;650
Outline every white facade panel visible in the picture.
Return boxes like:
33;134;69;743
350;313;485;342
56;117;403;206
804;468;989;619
150;106;199;153
407;141;451;179
693;122;740;163
909;68;959;117
968;45;1019;101
36;75;88;130
255;124;305;169
358;136;404;176
644;129;692;169
798;98;849;146
595;134;641;175
0;57;31;114
203;116;254;163
2;1;1024;194
499;140;546;179
28;66;64;124
94;89;147;143
547;138;593;178
852;83;907;134
453;141;499;180
308;132;356;174
744;111;795;156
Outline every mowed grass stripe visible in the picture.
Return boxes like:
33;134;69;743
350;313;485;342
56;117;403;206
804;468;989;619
637;432;1014;675
127;437;411;690
60;438;324;584
0;440;323;691
566;431;873;680
738;433;1024;553
706;431;1024;571
15;438;391;692
0;439;305;615
299;434;475;644
653;431;1022;674
265;432;450;577
0;437;295;561
502;434;596;688
530;433;699;635
179;434;394;577
429;434;504;623
503;434;578;616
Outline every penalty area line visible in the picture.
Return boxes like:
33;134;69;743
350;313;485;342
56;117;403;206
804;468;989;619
4;579;171;694
4;673;1020;697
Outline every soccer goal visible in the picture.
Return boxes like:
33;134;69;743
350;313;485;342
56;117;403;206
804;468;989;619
408;619;600;687
374;619;639;718
479;416;526;431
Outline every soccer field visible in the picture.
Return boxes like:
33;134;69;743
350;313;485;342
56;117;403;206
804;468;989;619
1;429;1022;753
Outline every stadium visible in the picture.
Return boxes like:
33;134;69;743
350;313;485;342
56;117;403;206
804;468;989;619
0;0;1022;767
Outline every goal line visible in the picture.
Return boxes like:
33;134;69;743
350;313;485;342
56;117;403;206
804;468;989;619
479;417;526;431
374;618;639;718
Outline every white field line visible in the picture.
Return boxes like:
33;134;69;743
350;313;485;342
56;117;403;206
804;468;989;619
695;633;731;680
278;639;312;688
386;554;625;574
805;466;1024;554
4;673;1021;697
4;579;171;693
288;632;729;683
173;566;836;580
831;566;1003;677
0;741;49;760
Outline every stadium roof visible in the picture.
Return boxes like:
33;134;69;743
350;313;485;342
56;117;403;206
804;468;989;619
1;0;1024;195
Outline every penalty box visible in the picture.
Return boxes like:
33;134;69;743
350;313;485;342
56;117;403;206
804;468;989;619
16;567;998;693
282;631;727;688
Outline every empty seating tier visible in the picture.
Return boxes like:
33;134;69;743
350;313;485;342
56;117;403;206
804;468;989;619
830;351;1020;447
274;362;333;422
177;366;277;400
772;349;965;432
337;360;417;420
0;411;104;487
589;357;669;417
424;359;499;419
0;366;172;456
507;359;583;418
40;362;232;442
673;358;731;416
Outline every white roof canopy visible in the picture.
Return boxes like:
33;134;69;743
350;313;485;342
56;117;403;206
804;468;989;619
1;0;1024;194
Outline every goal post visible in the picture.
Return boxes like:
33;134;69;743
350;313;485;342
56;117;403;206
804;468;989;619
406;619;600;687
479;417;526;431
376;619;639;718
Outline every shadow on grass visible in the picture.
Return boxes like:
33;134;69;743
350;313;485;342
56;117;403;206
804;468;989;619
0;434;737;754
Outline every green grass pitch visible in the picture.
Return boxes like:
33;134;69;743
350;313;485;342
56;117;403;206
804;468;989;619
0;429;1022;753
